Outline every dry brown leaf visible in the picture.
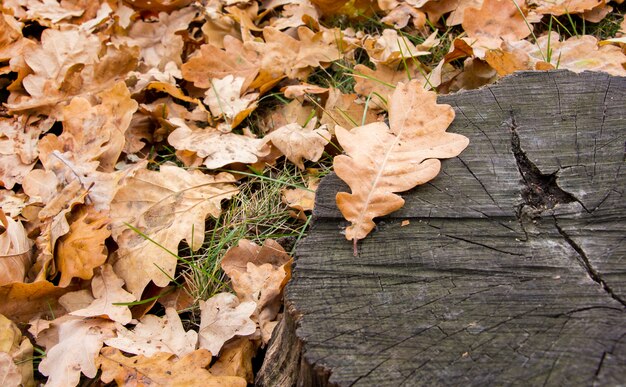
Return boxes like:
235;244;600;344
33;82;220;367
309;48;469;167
168;118;270;169
262;118;330;169
209;338;257;383
421;0;475;26
0;116;53;189
268;0;320;30
0;352;21;387
507;32;626;76
221;239;292;343
581;1;612;22
113;7;196;72
104;307;197;358
244;26;342;81
67;264;135;324
0;314;34;387
55;205;110;287
462;0;531;55
282;176;319;220
321;88;380;132
57;82;138;172
38;317;115;387
97;347;247;387
363;29;430;65
125;0;194;12
23;0;84;24
110;165;238;298
229;263;290;342
0;281;79;323
533;0;602;15
0;210;32;286
444;58;497;93
204;75;259;128
381;4;426;29
221;239;292;276
259;99;315;134
198;293;257;355
181;36;261;92
334;80;469;247
353;61;428;109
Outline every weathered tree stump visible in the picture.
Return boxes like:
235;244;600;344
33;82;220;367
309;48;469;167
257;71;626;386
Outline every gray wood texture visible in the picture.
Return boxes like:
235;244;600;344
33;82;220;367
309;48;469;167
257;70;626;386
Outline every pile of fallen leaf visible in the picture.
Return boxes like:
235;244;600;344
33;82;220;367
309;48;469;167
0;0;625;385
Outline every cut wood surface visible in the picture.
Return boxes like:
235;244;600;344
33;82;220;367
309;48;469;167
257;70;626;387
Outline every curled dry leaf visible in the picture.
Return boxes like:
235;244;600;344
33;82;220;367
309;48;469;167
198;293;257;355
111;165;238;298
0;209;32;286
68;264;135;324
204;75;259;128
0;281;79;323
221;239;293;343
282;176;320;220
334;80;469;248
0;116;53;189
37;317;115;387
363;29;430;65
104;307;197;358
55;205;110;288
168;118;270;169
0;314;34;387
262;117;330;169
209;338;257;384
97;347;247;387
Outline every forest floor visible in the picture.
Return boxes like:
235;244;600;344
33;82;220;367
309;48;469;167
0;0;625;385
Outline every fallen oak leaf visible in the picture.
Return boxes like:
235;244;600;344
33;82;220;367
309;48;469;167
282;176;319;220
97;347;247;387
0;209;32;286
198;293;257;356
68;264;135;324
221;239;293;343
0;314;34;387
262;117;330;170
167;118;270;169
37;317;115;387
110;165;238;298
55;205;110;288
181;36;261;92
0;281;80;323
334;80;469;253
204;75;259;129
104;307;197;358
209;338;257;384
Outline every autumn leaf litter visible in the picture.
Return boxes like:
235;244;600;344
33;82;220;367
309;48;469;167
0;0;625;385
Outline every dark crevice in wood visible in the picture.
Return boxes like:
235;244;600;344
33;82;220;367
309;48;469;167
442;234;523;256
509;113;581;211
553;217;626;307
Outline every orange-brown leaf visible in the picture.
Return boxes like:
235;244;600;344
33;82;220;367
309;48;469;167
334;80;469;243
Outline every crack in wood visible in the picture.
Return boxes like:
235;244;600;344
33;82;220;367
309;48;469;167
509;114;579;211
553;218;626;307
